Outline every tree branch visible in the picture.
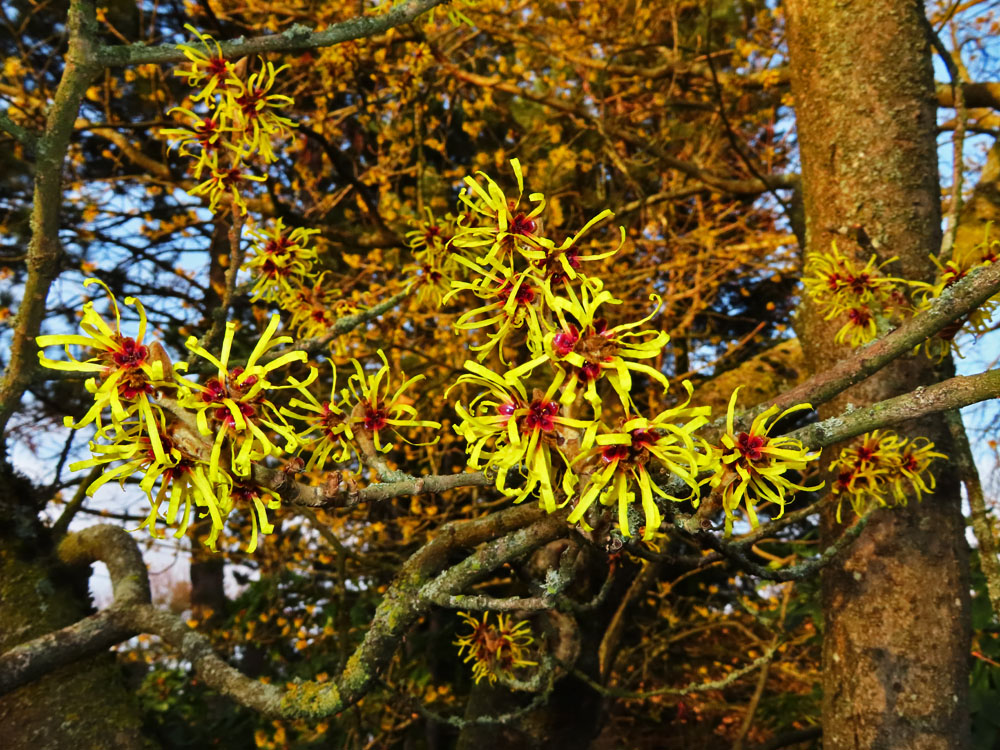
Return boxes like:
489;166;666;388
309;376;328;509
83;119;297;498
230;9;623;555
97;0;449;67
0;506;560;719
0;110;39;151
0;0;102;444
786;367;1000;449
759;259;1000;420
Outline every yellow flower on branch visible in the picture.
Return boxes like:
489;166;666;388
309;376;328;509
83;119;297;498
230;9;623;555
452;158;550;267
284;365;356;472
449;261;546;363
533;226;624;287
175;25;233;102
544;281;670;411
802;242;912;348
568;381;711;539
244;219;319;303
452;159;616;276
159;107;224;176
223;481;282;553
222;58;296;163
452;359;596;513
802;241;904;318
36;279;168;460
831;429;946;520
454;611;536;685
344;350;441;454
187;152;266;214
710;387;822;534
180;314;315;481
833;306;878;348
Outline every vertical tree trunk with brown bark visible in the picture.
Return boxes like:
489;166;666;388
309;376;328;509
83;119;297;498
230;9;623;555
786;1;971;748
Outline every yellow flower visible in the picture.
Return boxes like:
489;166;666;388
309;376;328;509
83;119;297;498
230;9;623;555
36;279;168;461
283;364;356;472
452;158;551;267
833;306;878;348
568;381;711;540
912;228;1000;359
179;314;315;481
276;273;343;340
187;152;266;214
448;262;546;363
344;350;441;453
543;281;670;411
224;481;282;553
802;241;903;318
222;58;296;163
159;107;225;176
454;611;536;685
244;219;319;303
452;359;595;513
533;226;624;287
70;415;230;549
831;430;945;521
174;25;233;102
710;387;822;533
452;159;615;275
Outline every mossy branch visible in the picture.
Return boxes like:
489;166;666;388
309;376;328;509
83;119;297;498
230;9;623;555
97;0;449;67
0;507;562;720
757;260;1000;421
0;0;102;444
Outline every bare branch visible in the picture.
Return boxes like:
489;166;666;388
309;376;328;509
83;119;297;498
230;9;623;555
0;111;38;151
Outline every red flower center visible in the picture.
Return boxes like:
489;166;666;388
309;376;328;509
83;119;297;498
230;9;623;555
364;404;388;431
509;213;536;236
856;445;877;463
221;168;243;187
579;361;601;381
236;87;266;118
736;432;767;462
847;307;872;326
523;399;559;432
601;444;629;464
112;337;148;368
206;57;228;80
552;324;580;357
215;400;256;427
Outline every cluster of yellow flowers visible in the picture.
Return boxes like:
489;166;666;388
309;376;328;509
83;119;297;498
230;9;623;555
240;218;373;347
801;241;910;347
802;225;999;356
37;281;438;551
435;161;823;540
454;611;535;685
160;27;295;214
830;430;946;521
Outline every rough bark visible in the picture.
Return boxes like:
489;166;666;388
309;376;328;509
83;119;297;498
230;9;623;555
0;474;149;749
785;1;971;748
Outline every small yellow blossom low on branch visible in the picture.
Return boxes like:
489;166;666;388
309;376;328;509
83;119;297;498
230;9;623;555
454;612;536;686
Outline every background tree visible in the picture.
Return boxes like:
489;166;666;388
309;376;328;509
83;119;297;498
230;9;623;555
2;1;1000;749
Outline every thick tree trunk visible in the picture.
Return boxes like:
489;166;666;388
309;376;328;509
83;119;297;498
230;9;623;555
785;2;971;748
0;473;150;749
